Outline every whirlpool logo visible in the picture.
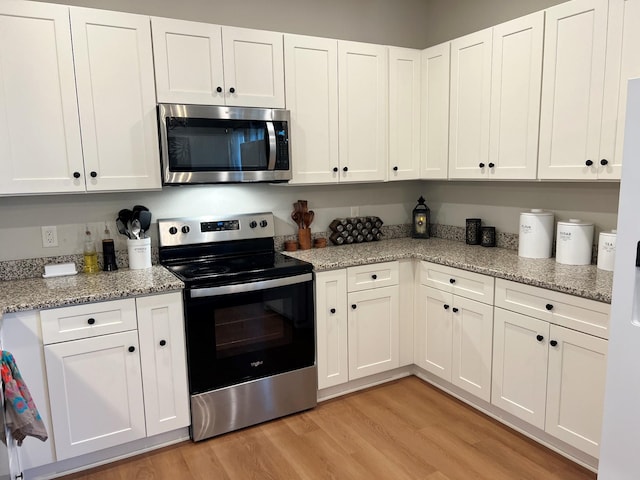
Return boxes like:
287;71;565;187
250;360;264;368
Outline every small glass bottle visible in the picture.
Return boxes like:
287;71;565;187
83;227;99;273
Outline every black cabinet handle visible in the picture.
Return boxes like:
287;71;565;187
87;318;95;325
536;334;544;342
449;278;456;284
585;159;594;166
90;171;97;178
443;304;450;310
216;86;222;93
545;304;554;311
479;163;485;168
159;340;167;347
452;307;459;313
333;167;338;172
371;274;377;280
351;304;357;309
330;308;336;314
229;87;235;93
393;166;398;171
73;171;81;179
550;340;558;347
600;159;609;166
488;162;495;168
343;166;348;172
128;346;136;353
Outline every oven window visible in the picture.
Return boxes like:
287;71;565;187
167;118;268;171
185;279;314;393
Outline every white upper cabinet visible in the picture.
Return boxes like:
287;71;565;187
389;47;421;180
488;12;544;180
72;7;161;192
420;43;450;179
152;19;284;108
284;34;340;184
0;1;84;195
338;41;388;182
538;0;610;179
449;28;492;179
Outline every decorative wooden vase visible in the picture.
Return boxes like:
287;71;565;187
298;228;312;250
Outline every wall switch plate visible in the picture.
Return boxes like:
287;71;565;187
42;226;58;248
350;206;360;217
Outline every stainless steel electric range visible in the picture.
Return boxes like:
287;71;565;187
158;212;317;441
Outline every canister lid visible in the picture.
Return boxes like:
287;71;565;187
557;218;593;226
521;209;553;216
599;230;617;237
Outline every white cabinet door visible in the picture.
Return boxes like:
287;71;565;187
538;0;609;179
136;293;190;437
492;308;549;429
348;285;399;379
338;41;388;182
545;324;608;458
420;42;450;179
44;330;146;460
415;286;452;380
221;26;285;108
0;1;84;195
1;311;56;469
489;12;544;180
449;28;492;180
284;34;340;184
315;270;349;389
389;47;421;180
151;17;224;105
451;296;493;402
71;7;161;191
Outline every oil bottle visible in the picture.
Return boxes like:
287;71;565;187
83;226;99;273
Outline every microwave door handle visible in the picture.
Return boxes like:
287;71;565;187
266;121;277;170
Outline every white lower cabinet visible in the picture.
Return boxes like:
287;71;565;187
41;292;189;461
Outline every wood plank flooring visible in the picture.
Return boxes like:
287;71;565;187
63;376;597;480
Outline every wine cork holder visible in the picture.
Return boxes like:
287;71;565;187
328;216;383;245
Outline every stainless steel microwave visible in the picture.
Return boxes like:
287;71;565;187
158;104;291;184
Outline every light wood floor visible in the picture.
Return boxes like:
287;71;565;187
63;376;597;480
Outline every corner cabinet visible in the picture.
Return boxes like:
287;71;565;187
0;2;161;195
152;17;284;108
41;293;189;460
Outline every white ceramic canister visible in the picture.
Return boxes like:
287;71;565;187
555;219;594;265
597;230;617;271
127;237;152;269
518;209;554;258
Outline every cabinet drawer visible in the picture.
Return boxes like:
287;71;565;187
495;279;610;339
41;298;138;344
419;262;494;305
347;261;399;292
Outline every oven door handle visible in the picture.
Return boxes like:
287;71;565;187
189;273;312;298
266;121;277;170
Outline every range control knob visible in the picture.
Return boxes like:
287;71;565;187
181;225;190;234
249;221;258;229
169;226;178;235
260;220;268;228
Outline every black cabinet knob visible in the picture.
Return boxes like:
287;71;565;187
479;163;485;168
87;318;95;325
343;166;348;172
393;166;398;171
536;334;544;342
330;308;336;314
333;167;338;172
585;159;594;166
600;159;609;166
452;307;459;313
449;278;456;284
73;171;81;179
545;304;553;311
443;304;450;310
128;346;136;353
488;162;495;168
216;86;222;93
90;171;97;178
159;340;167;347
351;304;357;309
550;340;558;347
371;274;377;280
229;87;235;93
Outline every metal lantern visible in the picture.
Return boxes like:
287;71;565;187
411;196;430;239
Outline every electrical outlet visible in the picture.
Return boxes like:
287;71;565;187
41;226;58;248
350;206;360;217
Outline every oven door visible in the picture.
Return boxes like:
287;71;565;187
184;273;314;394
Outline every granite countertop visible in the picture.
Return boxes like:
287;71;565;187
283;237;614;304
0;266;184;316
